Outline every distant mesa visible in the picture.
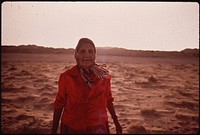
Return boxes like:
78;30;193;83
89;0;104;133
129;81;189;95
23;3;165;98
180;48;199;57
1;45;199;57
1;45;74;54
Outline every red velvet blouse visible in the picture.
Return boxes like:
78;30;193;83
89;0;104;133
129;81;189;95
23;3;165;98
53;65;114;130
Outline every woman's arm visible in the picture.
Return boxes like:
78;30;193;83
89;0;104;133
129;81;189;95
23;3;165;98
107;101;122;134
52;73;66;134
51;107;63;134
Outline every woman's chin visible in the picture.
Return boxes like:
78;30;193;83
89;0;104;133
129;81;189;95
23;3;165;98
81;64;93;69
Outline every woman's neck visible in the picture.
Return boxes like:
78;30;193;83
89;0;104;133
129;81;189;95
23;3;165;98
77;63;95;71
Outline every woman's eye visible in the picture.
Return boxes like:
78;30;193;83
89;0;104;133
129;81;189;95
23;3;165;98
89;50;94;54
80;50;85;54
78;49;94;55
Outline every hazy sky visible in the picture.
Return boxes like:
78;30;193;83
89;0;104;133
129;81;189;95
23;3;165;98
2;2;199;51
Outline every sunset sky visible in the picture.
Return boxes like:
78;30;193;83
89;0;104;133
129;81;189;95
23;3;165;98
1;2;199;51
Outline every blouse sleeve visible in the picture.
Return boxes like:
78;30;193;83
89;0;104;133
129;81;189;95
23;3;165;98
106;75;114;103
53;73;67;109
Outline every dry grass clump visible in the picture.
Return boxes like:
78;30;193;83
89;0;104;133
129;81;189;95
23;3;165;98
148;76;157;83
128;125;149;134
140;107;157;116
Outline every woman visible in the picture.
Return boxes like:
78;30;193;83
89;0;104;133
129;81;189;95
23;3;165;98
51;38;122;134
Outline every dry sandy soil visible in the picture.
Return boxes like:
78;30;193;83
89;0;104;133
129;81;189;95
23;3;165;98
1;53;199;134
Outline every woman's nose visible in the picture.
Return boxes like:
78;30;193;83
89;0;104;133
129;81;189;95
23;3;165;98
84;50;91;56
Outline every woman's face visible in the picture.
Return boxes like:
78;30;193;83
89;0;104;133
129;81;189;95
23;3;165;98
75;43;96;69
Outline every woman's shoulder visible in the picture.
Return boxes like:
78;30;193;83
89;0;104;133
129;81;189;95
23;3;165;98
95;63;111;79
61;65;79;76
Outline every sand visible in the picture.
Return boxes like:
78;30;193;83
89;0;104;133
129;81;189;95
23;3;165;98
1;53;199;134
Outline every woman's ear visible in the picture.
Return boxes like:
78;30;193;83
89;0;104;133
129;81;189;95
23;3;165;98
94;53;97;60
74;52;79;62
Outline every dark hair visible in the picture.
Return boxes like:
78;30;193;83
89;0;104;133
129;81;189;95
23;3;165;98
75;38;96;53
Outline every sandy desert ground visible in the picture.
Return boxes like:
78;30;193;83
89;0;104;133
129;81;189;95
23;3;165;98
1;53;199;134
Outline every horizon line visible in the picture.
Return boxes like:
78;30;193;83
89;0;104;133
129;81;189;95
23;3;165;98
1;44;199;52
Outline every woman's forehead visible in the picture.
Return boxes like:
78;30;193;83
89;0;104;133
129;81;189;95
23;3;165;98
78;43;95;50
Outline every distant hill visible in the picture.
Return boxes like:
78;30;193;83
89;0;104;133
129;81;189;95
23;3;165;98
180;48;199;57
1;45;74;54
1;45;199;58
97;47;199;57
